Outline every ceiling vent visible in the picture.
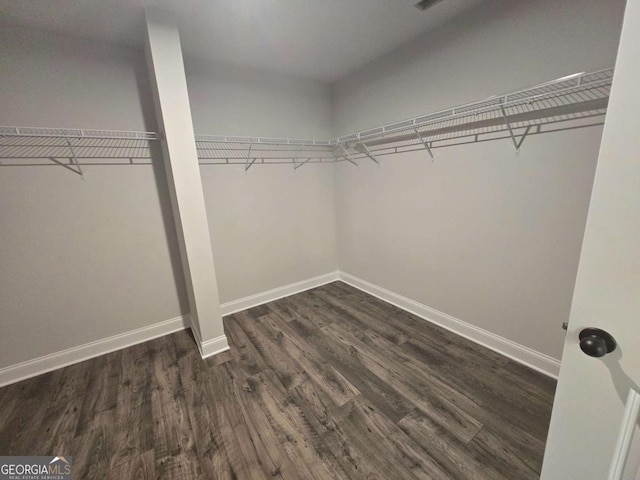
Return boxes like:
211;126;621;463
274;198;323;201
414;0;445;11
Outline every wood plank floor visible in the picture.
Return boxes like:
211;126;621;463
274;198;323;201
0;281;556;479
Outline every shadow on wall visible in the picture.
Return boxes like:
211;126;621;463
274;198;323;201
604;346;640;407
135;58;190;315
134;54;158;134
603;346;640;473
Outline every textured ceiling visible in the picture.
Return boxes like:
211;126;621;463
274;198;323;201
0;0;483;82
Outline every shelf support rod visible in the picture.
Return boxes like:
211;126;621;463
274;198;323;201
64;138;84;178
354;142;379;164
47;156;84;176
292;145;307;170
245;144;255;171
338;145;358;166
294;157;313;170
413;128;434;160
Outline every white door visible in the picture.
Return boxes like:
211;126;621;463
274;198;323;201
540;0;640;479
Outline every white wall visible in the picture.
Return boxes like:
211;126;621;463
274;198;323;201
333;0;625;135
336;134;600;359
0;0;625;371
0;26;187;368
0;26;154;131
185;59;333;139
333;0;626;360
185;61;337;302
201;164;336;303
0;25;338;370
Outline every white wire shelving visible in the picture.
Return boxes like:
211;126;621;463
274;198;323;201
195;134;336;170
333;67;613;164
0;127;158;177
0;67;614;175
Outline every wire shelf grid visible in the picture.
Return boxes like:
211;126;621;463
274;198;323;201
0;68;614;172
335;68;612;163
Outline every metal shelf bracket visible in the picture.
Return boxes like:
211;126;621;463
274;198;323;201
64;137;84;178
354;142;379;164
293;157;313;170
338;145;358;166
292;146;305;171
413;127;434;160
244;144;256;171
0;68;614;171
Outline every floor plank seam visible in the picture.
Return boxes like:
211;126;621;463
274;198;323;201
0;281;555;479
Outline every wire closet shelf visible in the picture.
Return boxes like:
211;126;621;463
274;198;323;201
0;127;158;177
333;67;613;164
0;67;614;174
193;67;613;168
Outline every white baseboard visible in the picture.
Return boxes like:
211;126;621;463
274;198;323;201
220;271;340;316
337;271;561;379
0;315;189;387
190;326;230;359
199;334;230;359
0;273;337;387
195;272;339;359
0;269;560;387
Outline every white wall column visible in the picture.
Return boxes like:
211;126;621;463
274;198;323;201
144;8;227;358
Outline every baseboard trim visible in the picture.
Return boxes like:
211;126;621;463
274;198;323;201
220;271;340;316
0;315;190;387
199;334;230;359
0;269;559;386
0;272;338;387
191;327;230;359
337;271;561;379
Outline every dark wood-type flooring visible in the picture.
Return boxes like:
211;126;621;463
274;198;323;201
0;281;556;479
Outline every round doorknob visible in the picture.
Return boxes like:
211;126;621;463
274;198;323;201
579;328;617;357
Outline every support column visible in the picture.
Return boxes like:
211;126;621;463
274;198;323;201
144;8;227;358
